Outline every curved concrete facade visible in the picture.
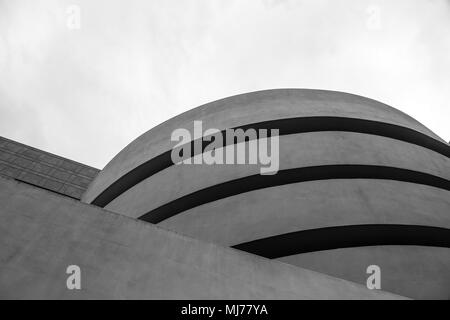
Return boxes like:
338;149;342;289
1;177;402;299
83;89;450;299
82;89;446;204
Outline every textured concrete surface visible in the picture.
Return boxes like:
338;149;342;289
80;89;450;300
0;136;99;199
105;132;450;219
82;89;446;204
159;180;450;246
0;177;404;299
279;246;450;300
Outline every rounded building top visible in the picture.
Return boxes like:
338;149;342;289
82;88;446;204
81;88;450;299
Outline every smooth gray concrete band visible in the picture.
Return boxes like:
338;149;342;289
106;132;449;219
232;224;450;299
138;165;450;224
90;117;450;208
0;176;405;299
279;246;450;300
82;89;447;204
158;180;450;247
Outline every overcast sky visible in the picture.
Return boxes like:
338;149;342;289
0;0;449;168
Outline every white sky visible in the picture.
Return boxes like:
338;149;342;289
0;0;449;168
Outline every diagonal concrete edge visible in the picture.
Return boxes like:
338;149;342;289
0;176;408;299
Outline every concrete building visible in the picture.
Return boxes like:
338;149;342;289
0;136;99;199
1;89;449;299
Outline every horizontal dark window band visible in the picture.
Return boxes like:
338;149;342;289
138;165;450;224
91;116;450;208
232;224;450;259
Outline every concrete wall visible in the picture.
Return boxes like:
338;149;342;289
82;89;446;204
79;89;450;299
158;180;450;246
0;177;403;299
0;136;99;199
279;246;450;300
105;132;450;219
